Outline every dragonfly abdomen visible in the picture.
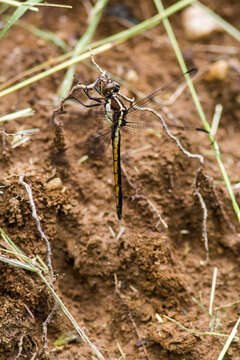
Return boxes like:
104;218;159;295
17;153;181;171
112;107;126;220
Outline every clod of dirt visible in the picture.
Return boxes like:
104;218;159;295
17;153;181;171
149;320;197;355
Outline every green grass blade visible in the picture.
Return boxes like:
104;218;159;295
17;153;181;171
153;0;240;223
0;227;25;257
0;0;42;39
0;255;37;271
0;0;38;11
153;0;210;130
213;141;240;222
24;2;72;8
58;0;109;99
217;317;240;360
0;107;35;122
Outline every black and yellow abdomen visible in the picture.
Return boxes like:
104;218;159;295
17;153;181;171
112;110;124;219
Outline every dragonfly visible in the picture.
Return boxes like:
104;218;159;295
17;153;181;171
52;67;205;220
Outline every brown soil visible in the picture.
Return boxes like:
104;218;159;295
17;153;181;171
0;1;240;359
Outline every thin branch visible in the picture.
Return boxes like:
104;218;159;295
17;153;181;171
19;176;54;280
194;169;209;261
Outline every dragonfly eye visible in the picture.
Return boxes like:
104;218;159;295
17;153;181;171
112;82;120;93
103;81;120;95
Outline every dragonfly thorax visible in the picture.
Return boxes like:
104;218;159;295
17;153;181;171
104;101;114;124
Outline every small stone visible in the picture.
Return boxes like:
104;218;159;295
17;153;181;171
45;178;63;191
204;60;229;81
125;69;139;83
182;5;222;40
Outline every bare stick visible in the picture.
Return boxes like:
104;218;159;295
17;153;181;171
193;168;209;262
19;176;58;354
116;341;126;359
15;335;24;360
42;301;58;353
19;176;54;280
15;335;38;360
209;267;218;316
209;267;218;331
133;105;204;164
194;189;209;261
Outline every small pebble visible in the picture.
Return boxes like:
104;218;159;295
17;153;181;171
204;60;229;81
45;177;63;191
125;69;139;83
182;5;222;40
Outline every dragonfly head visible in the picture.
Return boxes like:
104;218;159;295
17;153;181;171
99;78;120;97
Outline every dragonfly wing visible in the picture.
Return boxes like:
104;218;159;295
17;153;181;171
125;120;158;129
127;68;197;113
125;120;205;133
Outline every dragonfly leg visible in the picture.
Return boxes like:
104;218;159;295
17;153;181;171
91;54;106;76
93;83;104;96
65;76;103;99
118;92;135;106
83;87;102;104
64;95;102;108
52;77;105;125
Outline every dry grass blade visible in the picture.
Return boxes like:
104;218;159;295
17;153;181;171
0;0;42;39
